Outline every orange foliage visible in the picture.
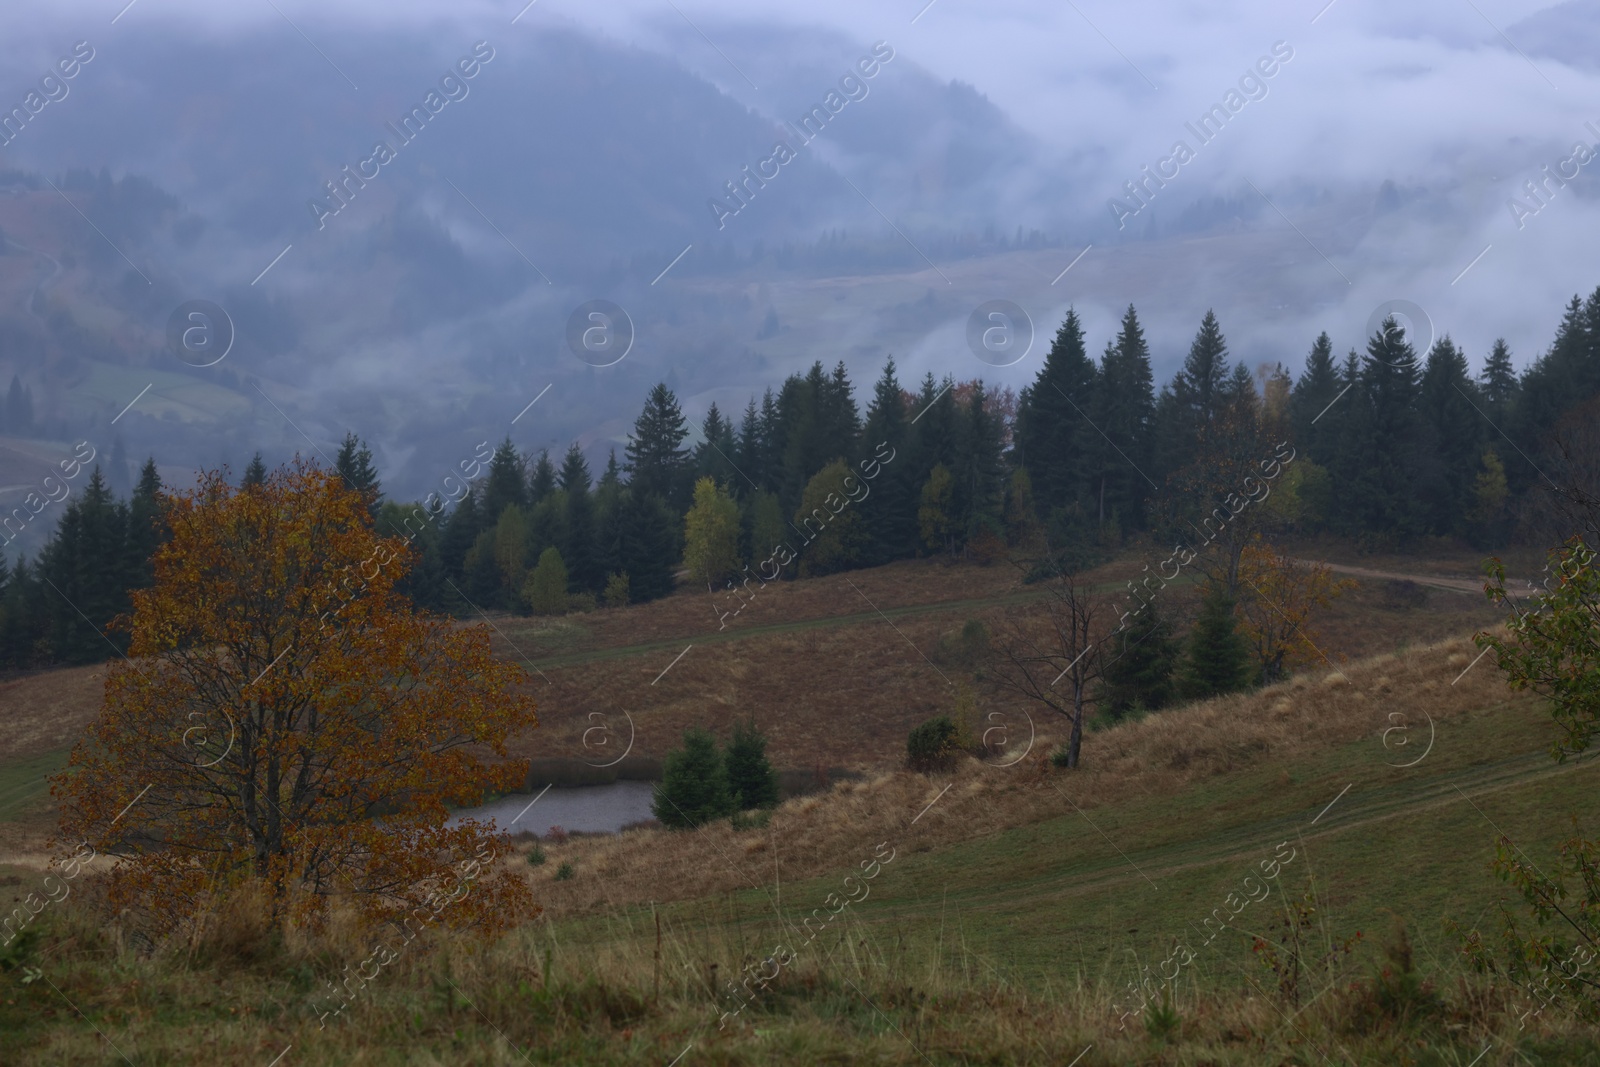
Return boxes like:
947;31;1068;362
51;463;538;938
1235;536;1354;683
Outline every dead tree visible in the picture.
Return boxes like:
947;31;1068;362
988;564;1108;768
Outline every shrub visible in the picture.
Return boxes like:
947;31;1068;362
1049;745;1073;768
933;619;990;671
566;592;597;613
730;809;771;831
906;716;960;772
725;718;780;811
602;572;630;608
524;547;570;616
526;843;546;866
554;862;574;881
546;825;568;844
652;726;735;828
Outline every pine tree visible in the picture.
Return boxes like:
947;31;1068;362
1155;310;1232;478
528;448;557;505
1098;599;1180;718
693;403;738;489
1416;337;1481;536
439;492;483;584
38;468;129;663
652;726;735;828
1178;583;1255;700
1290;332;1341;463
1015;309;1098;514
619;490;678;602
955;381;1006;545
1092;305;1156;528
242;452;267;488
481;438;527;523
736;397;768;492
625;384;692;513
333;433;381;507
126;458;165;589
557;444;600;594
1337;318;1424;542
725;718;780;810
1480;338;1519;429
859;357;913;563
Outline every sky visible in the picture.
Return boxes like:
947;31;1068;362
5;0;1599;487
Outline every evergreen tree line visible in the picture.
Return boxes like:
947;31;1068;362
6;286;1600;668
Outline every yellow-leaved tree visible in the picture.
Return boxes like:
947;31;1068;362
1235;535;1353;684
51;463;539;938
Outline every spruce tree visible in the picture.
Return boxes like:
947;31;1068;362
242;452;267;488
955;381;1006;544
1480;338;1519;429
126;458;165;589
528;448;557;505
481;438;527;523
1289;332;1341;463
693;403;738;488
557;444;600;594
725;718;780;810
333;433;381;506
1099;600;1180;718
1416;337;1481;536
652;726;735;828
859;357;914;564
1093;305;1156;528
438;492;483;584
625;384;692;513
1162;310;1232;468
736;397;767;492
619;490;678;602
1178;583;1254;700
1015;309;1098;514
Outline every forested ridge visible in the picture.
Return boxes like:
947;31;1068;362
4;286;1599;669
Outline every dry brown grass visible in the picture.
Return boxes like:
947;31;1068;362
522;629;1522;919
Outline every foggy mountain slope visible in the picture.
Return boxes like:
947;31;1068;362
1504;0;1600;73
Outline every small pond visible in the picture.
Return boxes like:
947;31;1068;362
447;781;657;837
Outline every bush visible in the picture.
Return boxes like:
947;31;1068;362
554;862;574;881
566;592;597;613
725;718;780;811
602;572;630;608
524;547;570;616
933;619;990;671
730;809;771;831
1049;745;1073;768
526;843;546;866
652;726;735;828
907;716;960;772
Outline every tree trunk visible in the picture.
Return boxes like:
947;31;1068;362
1066;683;1084;768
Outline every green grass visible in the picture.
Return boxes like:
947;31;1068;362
0;748;68;823
557;693;1593;996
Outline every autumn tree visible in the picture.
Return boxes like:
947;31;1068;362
919;464;957;557
794;459;868;576
683;476;741;586
1234;536;1353;684
51;463;539;938
524;546;569;616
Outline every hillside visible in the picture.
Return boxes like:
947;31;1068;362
7;618;1598;1063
